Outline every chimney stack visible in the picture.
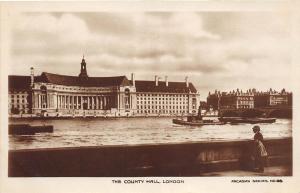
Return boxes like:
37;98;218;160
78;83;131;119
131;73;135;86
30;67;34;87
155;75;158;86
185;76;189;87
165;76;168;87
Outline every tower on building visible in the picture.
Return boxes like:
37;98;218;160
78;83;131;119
79;55;88;79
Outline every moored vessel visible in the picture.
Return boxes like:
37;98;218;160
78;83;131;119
218;117;276;124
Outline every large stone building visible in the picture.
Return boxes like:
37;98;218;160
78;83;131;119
8;57;199;117
207;88;292;110
254;88;291;108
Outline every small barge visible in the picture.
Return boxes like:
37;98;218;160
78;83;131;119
218;117;276;124
9;124;54;135
172;118;225;126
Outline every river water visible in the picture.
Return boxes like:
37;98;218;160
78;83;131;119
9;118;292;150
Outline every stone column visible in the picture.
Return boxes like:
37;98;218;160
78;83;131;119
99;96;102;109
35;93;38;108
71;95;74;109
106;97;109;109
91;96;94;110
104;96;107;110
61;95;64;109
67;95;69;109
96;96;99;110
68;95;70;109
46;94;49;108
60;95;62;109
38;94;41;109
57;95;60;109
49;94;52;108
48;94;50;108
117;94;120;110
54;93;57;109
130;95;133;109
76;96;78;109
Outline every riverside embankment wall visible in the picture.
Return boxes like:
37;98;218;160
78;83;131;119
9;137;292;177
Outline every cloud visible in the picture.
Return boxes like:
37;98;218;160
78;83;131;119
9;11;293;99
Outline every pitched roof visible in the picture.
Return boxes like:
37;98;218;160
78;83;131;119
131;80;197;93
9;73;198;93
8;76;31;91
35;72;130;87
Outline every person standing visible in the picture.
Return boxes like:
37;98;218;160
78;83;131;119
252;125;268;172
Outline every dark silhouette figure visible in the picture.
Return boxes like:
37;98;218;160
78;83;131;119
252;125;268;172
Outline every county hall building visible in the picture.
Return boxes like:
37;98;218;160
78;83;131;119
8;57;199;117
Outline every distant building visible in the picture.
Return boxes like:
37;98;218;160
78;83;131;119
207;89;254;110
207;88;291;110
8;76;32;115
206;91;219;110
8;57;199;117
254;88;291;108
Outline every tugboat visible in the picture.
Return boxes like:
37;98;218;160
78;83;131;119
172;106;224;126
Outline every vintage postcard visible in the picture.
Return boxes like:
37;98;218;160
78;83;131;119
0;1;299;193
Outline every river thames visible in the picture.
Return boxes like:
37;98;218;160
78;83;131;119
9;117;292;150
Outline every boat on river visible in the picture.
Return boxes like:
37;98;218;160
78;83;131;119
9;124;54;135
172;118;225;126
218;117;276;124
172;106;225;126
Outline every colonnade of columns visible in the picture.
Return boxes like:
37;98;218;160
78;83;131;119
33;93;117;110
57;95;116;110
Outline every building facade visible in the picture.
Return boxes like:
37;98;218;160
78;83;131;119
254;88;291;108
207;88;292;110
8;76;32;115
8;57;199;117
133;75;198;116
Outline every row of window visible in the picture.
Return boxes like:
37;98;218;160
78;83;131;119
10;104;27;109
11;99;27;103
10;95;27;98
238;101;254;105
237;97;254;100
237;105;254;109
137;97;188;101
137;94;188;97
137;101;187;105
137;105;189;110
37;85;113;92
137;110;187;114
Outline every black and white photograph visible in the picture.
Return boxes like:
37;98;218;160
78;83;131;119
1;1;299;193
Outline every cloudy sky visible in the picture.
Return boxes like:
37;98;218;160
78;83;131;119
9;12;292;99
